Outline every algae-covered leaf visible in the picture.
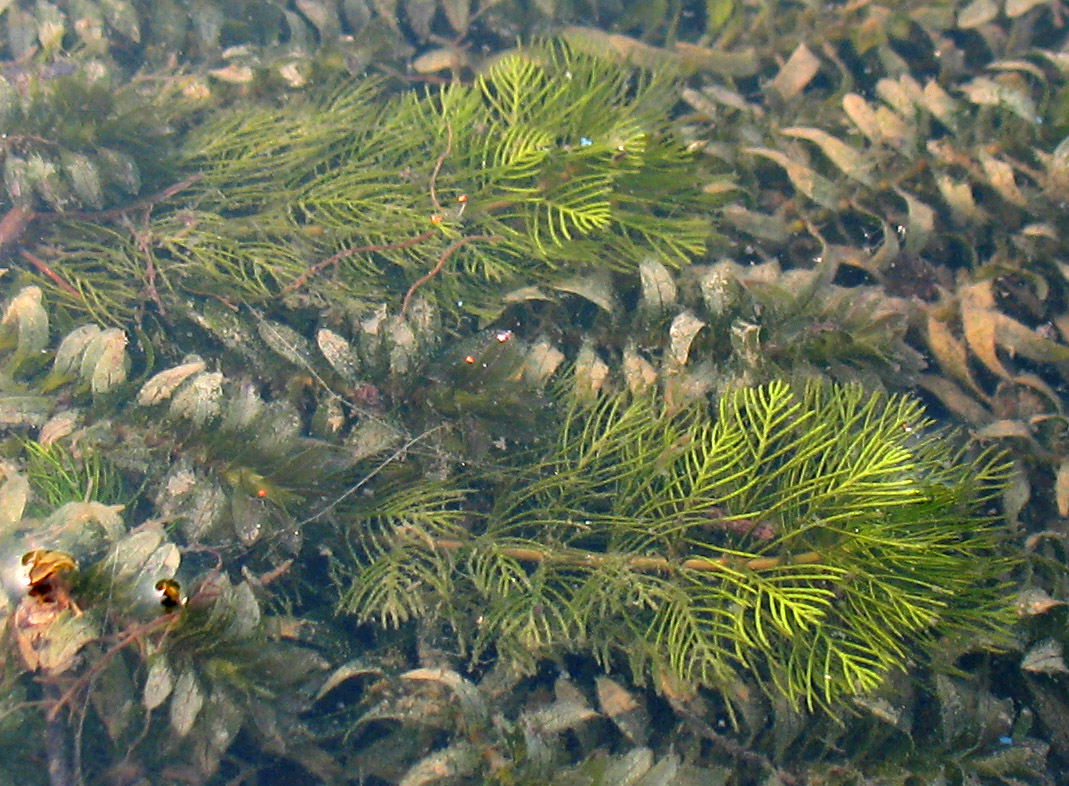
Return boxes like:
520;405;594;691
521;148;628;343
1007;0;1049;14
168;370;223;427
316;659;385;701
44;500;125;544
979;151;1027;207
61;151;103;210
317;328;360;383
667;311;706;368
398;741;479;786
99;0;140;41
38;409;80;445
80;328;128;395
603;747;654;784
440;0;469;35
896;190;936;254
229;488;265;546
974;420;1034;442
521;697;599;736
842;93;886;146
107;527;180;589
1022;638;1069;675
1017;587;1066;617
1057;458;1069;517
49;324;102;384
143;655;174;711
259;318;315;369
623;342;658;394
137;359;207;406
522;339;564;386
573;341;610;401
23;609;97;674
935;173;982;225
220;381;265;432
638;258;677;311
170;667;204;737
552;271;616;313
229;581;261;637
596;675;650;745
877;75;923;118
916;374;992;425
0;285;49;366
960;76;1038;122
0;472;29;538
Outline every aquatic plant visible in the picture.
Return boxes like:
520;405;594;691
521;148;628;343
0;59;191;268
26;40;709;323
337;378;1013;710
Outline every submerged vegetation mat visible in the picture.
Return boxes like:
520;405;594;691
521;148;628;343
2;1;1069;784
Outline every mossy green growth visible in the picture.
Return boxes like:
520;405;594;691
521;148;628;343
339;379;1013;710
39;41;711;321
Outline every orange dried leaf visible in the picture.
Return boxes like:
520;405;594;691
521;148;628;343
916;374;992;425
994;312;1069;365
960;281;1013;379
768;43;821;101
1057;459;1069;517
780;126;876;187
925;314;989;402
973;420;1034;441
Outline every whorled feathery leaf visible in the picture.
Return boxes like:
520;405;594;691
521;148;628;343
339;379;1013;709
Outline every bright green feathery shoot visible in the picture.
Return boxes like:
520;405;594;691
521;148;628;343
338;379;1013;710
36;40;709;322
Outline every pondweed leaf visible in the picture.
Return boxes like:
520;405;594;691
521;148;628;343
1058;459;1069;517
767;43;821;101
137;359;208;406
49;324;102;385
638;257;677;311
744;147;841;209
16;608;96;673
398;742;479;786
316;328;360;383
143;655;175;711
169;667;204;737
0;286;49;367
43;500;125;545
1021;638;1069;675
666;311;706;369
957;0;999;28
168;370;223;427
82;328;128;395
0;472;28;538
780;126;876;188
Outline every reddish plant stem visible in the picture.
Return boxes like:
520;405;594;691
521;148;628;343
281;230;436;296
1;174;203;305
20;250;81;298
428;123;453;212
46;613;177;723
401;234;502;317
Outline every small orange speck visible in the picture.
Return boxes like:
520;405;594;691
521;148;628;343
257;488;269;498
430;213;444;224
464;355;476;364
457;194;468;203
